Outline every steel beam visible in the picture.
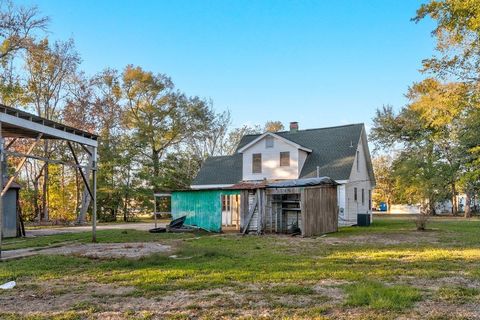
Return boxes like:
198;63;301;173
1;134;42;197
67;142;94;200
91;147;97;243
3;150;90;170
0;111;98;147
5;138;17;150
0;122;3;258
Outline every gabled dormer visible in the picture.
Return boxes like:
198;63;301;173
237;124;312;181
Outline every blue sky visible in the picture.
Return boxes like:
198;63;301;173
20;0;435;130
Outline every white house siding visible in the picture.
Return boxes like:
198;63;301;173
298;150;308;176
342;135;374;226
337;184;347;223
242;136;303;181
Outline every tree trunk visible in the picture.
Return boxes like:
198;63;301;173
465;192;472;218
152;149;160;181
76;155;93;224
123;167;132;222
74;169;80;216
428;196;436;216
33;179;40;221
123;200;128;222
42;141;49;221
451;182;457;215
33;164;45;221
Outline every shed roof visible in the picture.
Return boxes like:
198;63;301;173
267;177;338;188
0;104;98;147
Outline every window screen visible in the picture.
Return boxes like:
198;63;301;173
252;153;262;173
354;187;357;201
362;189;365;205
265;136;274;148
280;151;290;166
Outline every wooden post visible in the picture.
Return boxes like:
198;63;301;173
92;147;97;243
300;188;306;236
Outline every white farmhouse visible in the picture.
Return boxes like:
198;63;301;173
191;122;375;226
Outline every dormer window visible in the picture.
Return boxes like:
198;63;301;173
265;136;274;148
280;152;290;166
252;153;262;173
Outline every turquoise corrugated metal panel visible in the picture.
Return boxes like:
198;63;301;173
172;190;240;232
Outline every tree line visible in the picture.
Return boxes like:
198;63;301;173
0;1;284;223
371;0;480;217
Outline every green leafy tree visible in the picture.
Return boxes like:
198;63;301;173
372;155;396;210
122;66;212;191
371;104;451;214
0;1;48;106
413;0;480;215
414;0;480;81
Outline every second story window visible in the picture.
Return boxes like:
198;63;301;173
354;187;357;201
280;151;290;166
252;153;262;173
265;136;274;148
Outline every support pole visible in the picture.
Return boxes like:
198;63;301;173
67;142;94;199
154;194;157;228
0;122;3;259
92;147;97;243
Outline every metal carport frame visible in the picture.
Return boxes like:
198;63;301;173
0;104;99;259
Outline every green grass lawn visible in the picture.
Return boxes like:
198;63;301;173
1;216;480;319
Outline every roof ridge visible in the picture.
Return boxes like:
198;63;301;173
242;123;364;136
206;154;240;159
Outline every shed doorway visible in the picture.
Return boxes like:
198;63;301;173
221;194;240;230
269;193;301;234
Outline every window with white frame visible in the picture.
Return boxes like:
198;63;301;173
280;151;290;166
252;153;262;173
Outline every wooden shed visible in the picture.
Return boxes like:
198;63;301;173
239;177;338;236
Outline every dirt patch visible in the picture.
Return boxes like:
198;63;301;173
321;231;440;246
35;242;171;259
400;275;480;291
313;279;349;300
0;279;251;316
407;300;480;319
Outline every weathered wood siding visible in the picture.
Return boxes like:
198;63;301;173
301;186;338;236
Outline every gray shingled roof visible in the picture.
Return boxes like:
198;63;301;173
192;123;368;186
192;154;243;185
